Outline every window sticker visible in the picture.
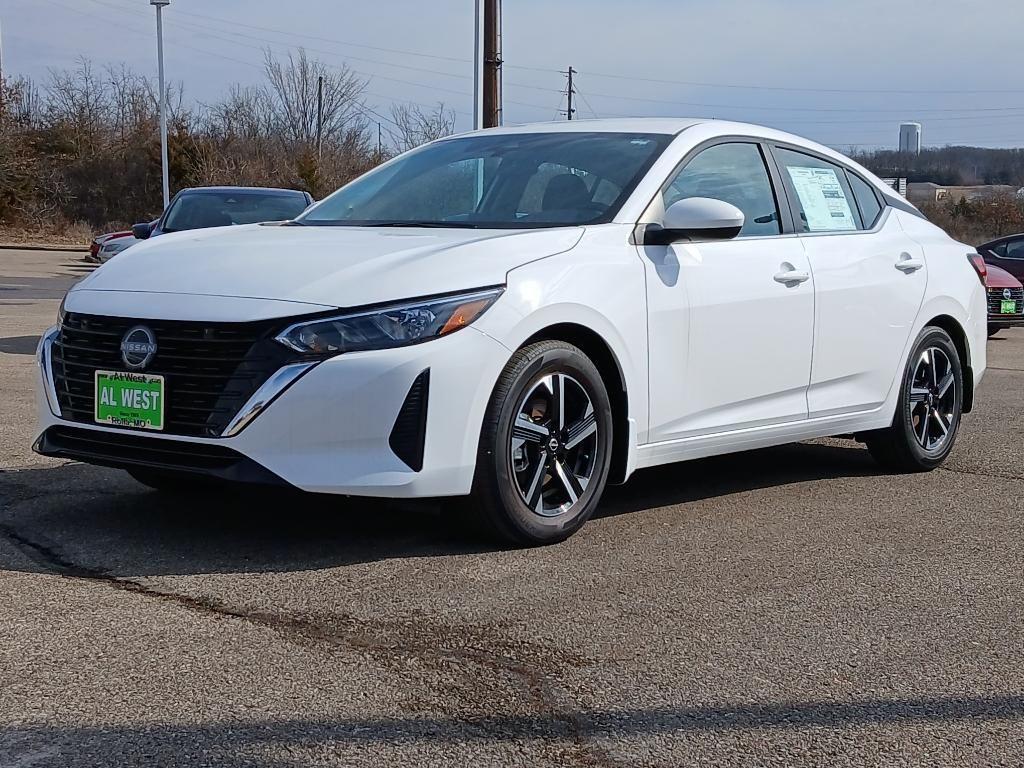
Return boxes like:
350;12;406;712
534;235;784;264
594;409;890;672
787;166;857;232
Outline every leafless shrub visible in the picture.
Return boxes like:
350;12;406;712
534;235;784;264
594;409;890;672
389;102;457;153
0;49;383;234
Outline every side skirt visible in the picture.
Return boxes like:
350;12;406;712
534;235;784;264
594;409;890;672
634;408;894;471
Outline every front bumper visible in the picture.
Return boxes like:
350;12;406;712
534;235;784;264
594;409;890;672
34;326;511;497
988;315;1024;330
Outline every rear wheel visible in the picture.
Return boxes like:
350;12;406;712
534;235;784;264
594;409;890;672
988;325;1000;338
466;341;613;546
864;327;963;472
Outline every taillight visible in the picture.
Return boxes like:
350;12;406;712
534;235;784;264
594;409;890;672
967;253;988;286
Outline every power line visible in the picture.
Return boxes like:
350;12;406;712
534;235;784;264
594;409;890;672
567;68;1024;96
98;0;472;66
571;76;599;119
39;0;411;131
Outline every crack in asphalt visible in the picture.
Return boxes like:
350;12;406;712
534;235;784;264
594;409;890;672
0;521;622;767
938;466;1024;482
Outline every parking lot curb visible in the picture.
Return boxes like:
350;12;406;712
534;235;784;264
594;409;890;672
0;242;88;253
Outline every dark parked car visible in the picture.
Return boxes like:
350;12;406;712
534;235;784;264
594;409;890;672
131;186;314;240
978;233;1024;282
985;263;1024;337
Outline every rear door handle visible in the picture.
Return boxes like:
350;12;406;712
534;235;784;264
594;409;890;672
774;264;810;285
895;253;925;272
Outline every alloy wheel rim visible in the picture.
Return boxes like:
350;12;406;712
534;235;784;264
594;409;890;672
509;373;599;518
909;347;957;451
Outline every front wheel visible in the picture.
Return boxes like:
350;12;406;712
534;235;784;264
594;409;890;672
864;327;963;472
466;341;613;546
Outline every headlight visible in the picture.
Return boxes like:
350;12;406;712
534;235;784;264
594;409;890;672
57;295;67;325
275;287;503;356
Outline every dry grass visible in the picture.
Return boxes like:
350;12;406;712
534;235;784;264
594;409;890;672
0;220;96;248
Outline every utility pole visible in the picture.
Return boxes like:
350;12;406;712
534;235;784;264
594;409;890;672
472;0;482;130
482;0;502;127
564;66;576;121
0;17;5;112
315;75;324;161
150;0;170;209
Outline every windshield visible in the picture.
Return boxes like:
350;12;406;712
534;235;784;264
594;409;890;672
163;191;309;233
297;132;672;229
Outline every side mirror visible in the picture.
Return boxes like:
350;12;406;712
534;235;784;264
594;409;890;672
645;197;745;245
131;222;153;240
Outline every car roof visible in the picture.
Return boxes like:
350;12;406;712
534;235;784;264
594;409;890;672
979;233;1024;250
453;117;871;168
467;117;706;136
178;186;307;197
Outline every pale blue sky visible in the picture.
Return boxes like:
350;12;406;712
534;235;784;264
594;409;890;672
4;0;1024;149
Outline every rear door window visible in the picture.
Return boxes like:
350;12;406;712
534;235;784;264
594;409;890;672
1004;239;1024;260
773;147;861;233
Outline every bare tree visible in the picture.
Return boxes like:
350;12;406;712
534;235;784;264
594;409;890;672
262;48;367;148
390;102;457;152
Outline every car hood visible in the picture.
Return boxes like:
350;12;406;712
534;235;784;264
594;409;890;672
985;263;1023;289
73;223;584;309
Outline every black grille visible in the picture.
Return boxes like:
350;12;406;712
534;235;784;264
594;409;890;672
389;370;429;471
51;313;297;437
988;287;1024;316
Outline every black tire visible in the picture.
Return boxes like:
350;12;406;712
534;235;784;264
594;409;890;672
465;340;613;546
988;326;1000;338
864;327;964;472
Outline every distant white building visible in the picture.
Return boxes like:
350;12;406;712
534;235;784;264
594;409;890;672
899;122;922;154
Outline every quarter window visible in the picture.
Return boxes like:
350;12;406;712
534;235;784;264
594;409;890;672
774;147;861;233
663;143;782;237
848;172;883;228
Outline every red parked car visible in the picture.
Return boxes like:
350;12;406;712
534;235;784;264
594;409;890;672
985;263;1024;337
87;230;133;263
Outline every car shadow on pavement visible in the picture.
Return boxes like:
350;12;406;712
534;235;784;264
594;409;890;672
0;334;41;355
0;441;878;578
3;693;1023;765
597;439;876;520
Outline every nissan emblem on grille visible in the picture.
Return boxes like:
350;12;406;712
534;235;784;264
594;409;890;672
1005;288;1014;301
120;326;158;370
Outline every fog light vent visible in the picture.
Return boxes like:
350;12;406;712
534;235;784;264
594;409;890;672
389;369;429;471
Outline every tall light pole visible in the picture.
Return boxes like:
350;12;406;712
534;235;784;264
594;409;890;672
151;0;170;209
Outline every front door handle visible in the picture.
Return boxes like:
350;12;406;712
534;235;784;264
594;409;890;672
895;253;925;273
774;263;810;285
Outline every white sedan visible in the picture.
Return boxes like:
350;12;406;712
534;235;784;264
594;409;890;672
35;119;987;545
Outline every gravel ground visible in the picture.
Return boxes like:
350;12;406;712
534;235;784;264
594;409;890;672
2;249;1023;767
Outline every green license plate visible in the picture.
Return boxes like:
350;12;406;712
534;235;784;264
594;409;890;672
1001;300;1018;314
95;370;164;430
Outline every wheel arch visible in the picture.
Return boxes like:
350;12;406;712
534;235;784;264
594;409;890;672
924;313;974;413
522;323;632;484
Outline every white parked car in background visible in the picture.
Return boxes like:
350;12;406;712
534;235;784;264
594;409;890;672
35;119;987;545
97;231;141;262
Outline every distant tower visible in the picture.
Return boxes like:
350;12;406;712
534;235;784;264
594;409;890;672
899;122;922;154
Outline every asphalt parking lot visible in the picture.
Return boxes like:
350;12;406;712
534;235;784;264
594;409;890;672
2;248;1023;767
